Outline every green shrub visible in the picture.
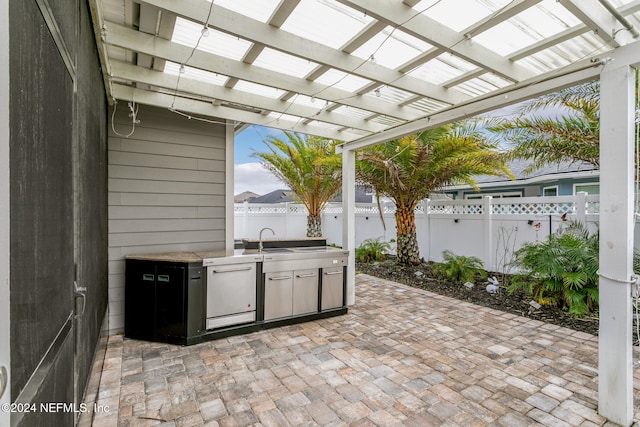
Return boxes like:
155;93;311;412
355;237;391;263
433;250;487;285
508;222;599;317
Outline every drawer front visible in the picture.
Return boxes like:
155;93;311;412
293;269;319;315
264;271;293;320
207;263;256;318
321;266;344;310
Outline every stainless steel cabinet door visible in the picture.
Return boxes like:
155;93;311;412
207;263;257;318
321;267;344;310
264;272;293;320
293;269;318;315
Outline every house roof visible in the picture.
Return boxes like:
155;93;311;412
476;159;598;184
249;187;372;204
248;189;295;204
442;159;599;191
234;191;260;203
90;0;640;149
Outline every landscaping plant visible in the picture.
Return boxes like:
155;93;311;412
355;237;391;263
508;222;599;317
253;132;342;237
356;121;512;265
433;250;487;285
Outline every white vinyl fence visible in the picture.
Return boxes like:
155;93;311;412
235;193;640;272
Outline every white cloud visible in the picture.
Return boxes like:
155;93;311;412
234;162;285;195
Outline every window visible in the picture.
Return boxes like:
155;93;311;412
464;191;522;199
574;184;600;195
542;186;558;196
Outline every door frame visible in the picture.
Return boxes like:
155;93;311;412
1;1;11;425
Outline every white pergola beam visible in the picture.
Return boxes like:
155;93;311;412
509;25;589;62
511;1;640;61
337;0;534;82
111;84;363;141
462;0;543;39
597;63;635;426
139;0;470;106
337;59;602;152
110;61;387;134
105;23;421;122
267;0;300;28
559;0;633;47
339;38;640;152
341;149;356;306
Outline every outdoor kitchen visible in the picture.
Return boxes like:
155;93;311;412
123;234;348;346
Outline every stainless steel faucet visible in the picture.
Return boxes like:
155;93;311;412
258;227;275;253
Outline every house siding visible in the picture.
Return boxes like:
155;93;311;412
107;105;227;332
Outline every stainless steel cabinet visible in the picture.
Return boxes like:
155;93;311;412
293;269;319;315
264;271;293;320
321;266;344;310
265;268;320;320
206;262;257;329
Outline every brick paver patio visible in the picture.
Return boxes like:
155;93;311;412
80;274;640;426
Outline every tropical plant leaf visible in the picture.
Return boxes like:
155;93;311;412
509;221;599;317
357;121;512;265
253;132;342;237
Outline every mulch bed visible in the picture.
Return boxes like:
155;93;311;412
356;258;600;337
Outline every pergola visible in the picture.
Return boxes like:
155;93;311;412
89;1;640;424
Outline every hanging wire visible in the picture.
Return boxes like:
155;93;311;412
169;0;216;112
110;100;139;138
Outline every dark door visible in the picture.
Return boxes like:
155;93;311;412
9;1;108;425
125;261;158;341
156;265;187;340
9;2;75;425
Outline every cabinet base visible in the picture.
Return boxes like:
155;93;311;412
125;307;348;346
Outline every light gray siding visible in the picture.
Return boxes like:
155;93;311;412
107;105;227;332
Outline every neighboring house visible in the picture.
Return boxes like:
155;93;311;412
234;191;260;203
436;160;599;200
248;189;296;204
248;187;373;204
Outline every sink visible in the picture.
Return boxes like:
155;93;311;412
261;248;293;253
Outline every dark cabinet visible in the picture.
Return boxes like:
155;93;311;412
125;259;204;345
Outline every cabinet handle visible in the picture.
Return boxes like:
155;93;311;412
211;266;252;273
296;273;316;278
157;275;170;282
324;271;342;276
142;274;154;281
269;276;291;281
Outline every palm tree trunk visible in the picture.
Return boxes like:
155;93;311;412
307;214;322;237
395;204;420;265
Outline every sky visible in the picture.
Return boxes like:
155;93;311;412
233;125;285;196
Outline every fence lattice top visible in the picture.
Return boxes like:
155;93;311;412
236;194;602;216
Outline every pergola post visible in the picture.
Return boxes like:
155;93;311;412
598;64;635;426
342;148;356;305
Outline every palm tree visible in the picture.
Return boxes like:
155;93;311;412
253;132;342;237
357;122;513;265
491;81;600;173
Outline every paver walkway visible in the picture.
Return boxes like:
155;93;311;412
80;274;640;426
